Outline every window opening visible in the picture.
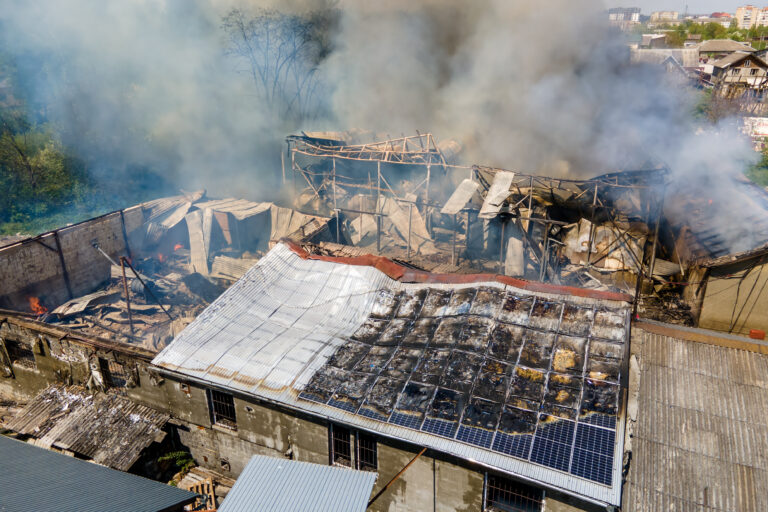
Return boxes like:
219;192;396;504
99;358;128;387
331;425;352;467
207;389;237;429
4;339;36;369
357;432;378;471
485;474;543;512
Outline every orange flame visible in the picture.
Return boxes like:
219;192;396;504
158;253;165;262
173;244;183;251
28;297;47;315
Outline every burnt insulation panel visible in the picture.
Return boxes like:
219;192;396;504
299;286;627;487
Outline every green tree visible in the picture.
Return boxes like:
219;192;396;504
747;144;768;187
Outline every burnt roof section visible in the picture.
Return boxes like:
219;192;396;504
0;435;197;512
625;322;768;511
701;241;768;268
5;385;170;471
665;175;768;260
154;242;631;505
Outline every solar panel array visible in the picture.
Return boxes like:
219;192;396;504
299;286;626;486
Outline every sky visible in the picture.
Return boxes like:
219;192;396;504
603;1;749;14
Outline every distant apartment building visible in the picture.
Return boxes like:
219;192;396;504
736;5;768;28
689;14;735;27
650;11;679;22
608;7;641;22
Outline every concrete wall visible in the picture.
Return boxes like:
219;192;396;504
0;315;598;512
699;257;768;336
0;206;145;311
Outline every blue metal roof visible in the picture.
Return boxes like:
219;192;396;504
218;455;377;512
0;435;197;512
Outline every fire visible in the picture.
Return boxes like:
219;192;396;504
174;244;183;251
158;253;165;262
28;297;47;315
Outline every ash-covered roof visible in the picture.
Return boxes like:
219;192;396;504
5;385;169;471
0;435;197;512
625;322;768;511
153;243;631;506
665;175;768;260
218;455;377;512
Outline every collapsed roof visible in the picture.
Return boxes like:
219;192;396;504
153;242;631;506
0;192;334;352
6;385;169;471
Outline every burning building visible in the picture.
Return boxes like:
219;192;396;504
2;131;768;511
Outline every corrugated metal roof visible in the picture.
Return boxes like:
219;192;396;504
0;435;197;512
624;325;768;511
218;455;377;512
698;39;757;53
153;243;630;506
194;198;272;220
6;385;170;471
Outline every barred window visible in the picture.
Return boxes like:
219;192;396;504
357;432;378;471
329;425;377;471
4;339;36;369
99;358;128;388
331;425;352;467
485;474;543;512
207;389;237;430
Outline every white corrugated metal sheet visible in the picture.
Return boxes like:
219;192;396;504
218;455;377;512
153;243;628;506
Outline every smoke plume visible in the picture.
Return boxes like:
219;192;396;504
0;0;759;209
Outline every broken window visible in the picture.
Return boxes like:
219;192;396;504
329;424;378;471
99;358;128;387
4;339;36;370
207;389;237;430
484;474;543;512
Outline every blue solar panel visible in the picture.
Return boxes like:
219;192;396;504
580;412;617;430
298;391;330;405
296;289;627;490
575;423;615;457
535;417;575;444
456;425;494;448
492;432;532;459
530;418;575;472
389;411;423;430
358;408;390;422
571;448;613;485
327;398;359;414
530;437;573;472
421;418;458;438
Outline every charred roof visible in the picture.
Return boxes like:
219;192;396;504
153;242;631;506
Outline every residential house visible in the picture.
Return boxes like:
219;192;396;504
710;51;768;97
698;39;758;67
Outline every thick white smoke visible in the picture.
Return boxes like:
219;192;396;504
318;0;755;179
0;0;759;210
